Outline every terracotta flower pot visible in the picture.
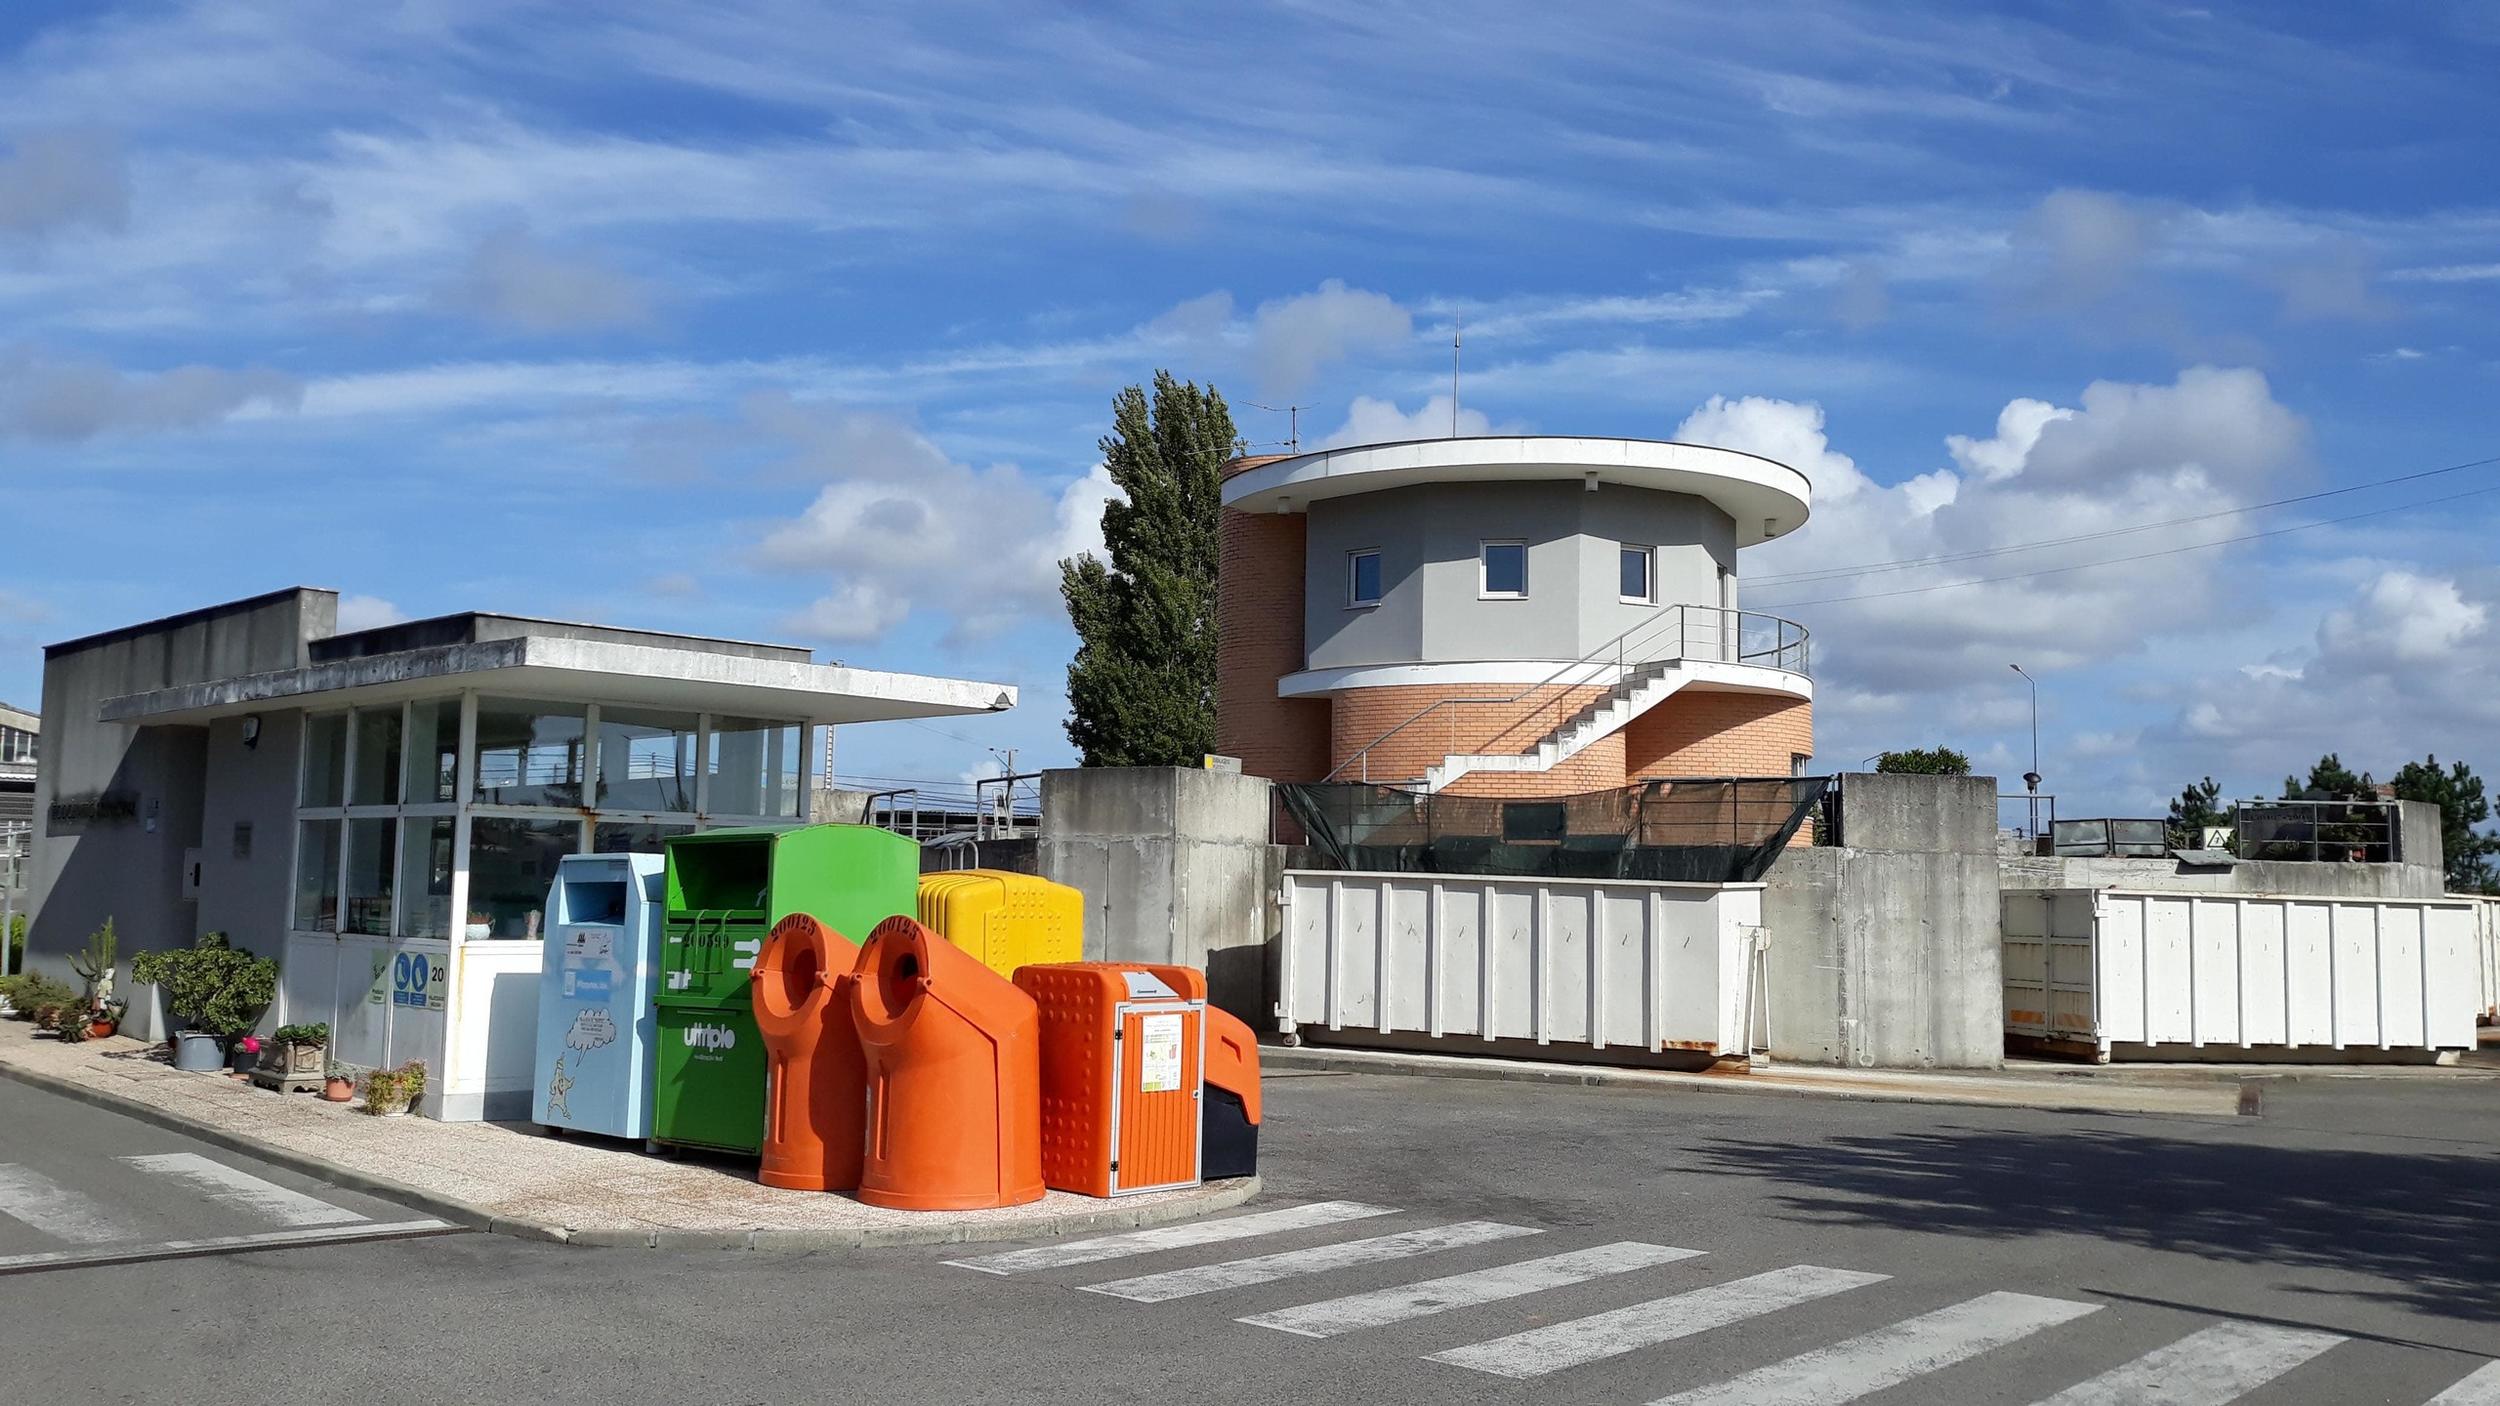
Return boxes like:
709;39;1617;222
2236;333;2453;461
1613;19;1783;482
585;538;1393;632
87;1019;116;1039
322;1076;355;1103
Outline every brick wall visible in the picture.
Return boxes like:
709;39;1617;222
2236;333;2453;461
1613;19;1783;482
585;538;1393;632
1330;683;1624;795
1621;690;1813;779
1216;497;1331;781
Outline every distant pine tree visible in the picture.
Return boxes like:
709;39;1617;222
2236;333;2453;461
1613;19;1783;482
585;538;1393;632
1060;371;1235;767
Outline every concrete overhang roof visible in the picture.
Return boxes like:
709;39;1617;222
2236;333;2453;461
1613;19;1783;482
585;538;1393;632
1221;435;1813;545
97;635;1016;727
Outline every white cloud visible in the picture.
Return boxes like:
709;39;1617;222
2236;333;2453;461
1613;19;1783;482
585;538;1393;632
334;594;407;632
752;403;1116;645
0;128;127;240
1317;394;1516;448
1245;279;1411;396
1699;367;2309;704
0;346;301;441
2385;263;2500;283
2008;189;2162;305
2317;569;2487;664
450;226;653;334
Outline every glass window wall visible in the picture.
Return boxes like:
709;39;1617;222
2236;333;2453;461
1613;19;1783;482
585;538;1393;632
343;818;397;935
473;700;586;808
350;709;402;806
467;816;580;940
301;715;346;806
405;700;458;804
399;816;454;939
293;819;341;931
596;707;699;812
709;716;802;817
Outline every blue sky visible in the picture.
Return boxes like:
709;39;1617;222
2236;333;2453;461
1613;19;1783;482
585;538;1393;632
2;1;2496;819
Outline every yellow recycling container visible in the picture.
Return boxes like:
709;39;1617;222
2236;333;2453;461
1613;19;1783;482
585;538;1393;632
917;870;1083;979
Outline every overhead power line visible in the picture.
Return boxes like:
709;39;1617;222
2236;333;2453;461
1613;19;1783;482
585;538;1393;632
1749;452;2500;588
1751;480;2500;610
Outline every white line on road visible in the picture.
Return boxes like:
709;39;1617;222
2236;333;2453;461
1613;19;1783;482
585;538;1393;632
0;1163;143;1245
1645;1291;2103;1406
1081;1220;1542;1303
2427;1361;2500;1405
1241;1241;1705;1339
1428;1264;1890;1379
0;1218;454;1272
118;1153;366;1228
2028;1321;2345;1405
946;1201;1401;1275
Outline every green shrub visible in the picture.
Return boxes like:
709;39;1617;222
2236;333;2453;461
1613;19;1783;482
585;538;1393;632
129;932;276;1037
0;972;77;1017
274;1022;329;1047
360;1059;427;1114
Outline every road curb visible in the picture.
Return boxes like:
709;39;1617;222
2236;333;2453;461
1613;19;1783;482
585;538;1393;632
1263;1044;2240;1116
0;1057;1263;1249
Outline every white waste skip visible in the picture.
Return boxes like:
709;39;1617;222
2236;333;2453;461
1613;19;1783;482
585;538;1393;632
2003;887;2482;1061
1274;870;1767;1058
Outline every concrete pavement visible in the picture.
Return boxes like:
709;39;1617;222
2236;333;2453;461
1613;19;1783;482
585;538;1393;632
4;1064;2494;1404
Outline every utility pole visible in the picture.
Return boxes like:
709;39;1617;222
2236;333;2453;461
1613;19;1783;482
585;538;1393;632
2010;664;2041;842
1451;318;1463;436
988;747;1020;837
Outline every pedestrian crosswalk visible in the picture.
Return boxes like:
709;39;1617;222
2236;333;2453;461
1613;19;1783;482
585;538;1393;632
950;1198;2498;1406
0;1153;452;1272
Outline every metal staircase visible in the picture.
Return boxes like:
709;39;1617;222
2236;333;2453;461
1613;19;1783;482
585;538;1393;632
1324;603;1810;793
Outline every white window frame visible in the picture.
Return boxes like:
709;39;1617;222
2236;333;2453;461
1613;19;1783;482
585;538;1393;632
1478;540;1529;600
1346;548;1383;609
1619;544;1656;605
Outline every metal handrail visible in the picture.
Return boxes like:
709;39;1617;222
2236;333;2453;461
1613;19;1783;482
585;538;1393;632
1324;603;1810;783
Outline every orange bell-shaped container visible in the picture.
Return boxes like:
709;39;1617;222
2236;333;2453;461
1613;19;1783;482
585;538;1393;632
848;914;1044;1211
750;913;866;1192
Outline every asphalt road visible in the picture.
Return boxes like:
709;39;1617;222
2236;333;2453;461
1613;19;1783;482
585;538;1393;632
3;1067;2496;1405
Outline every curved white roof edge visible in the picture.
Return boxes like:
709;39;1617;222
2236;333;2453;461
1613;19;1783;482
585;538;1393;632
1223;435;1813;545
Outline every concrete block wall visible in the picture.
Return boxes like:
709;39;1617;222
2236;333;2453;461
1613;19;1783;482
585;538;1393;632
1762;773;2006;1069
1035;766;1277;1021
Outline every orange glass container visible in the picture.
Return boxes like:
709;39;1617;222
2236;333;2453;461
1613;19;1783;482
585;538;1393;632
848;915;1045;1211
1014;963;1206;1198
749;913;866;1192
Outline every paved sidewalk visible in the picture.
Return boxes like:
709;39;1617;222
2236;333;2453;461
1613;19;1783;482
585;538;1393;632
0;1024;1256;1249
1264;1043;2250;1115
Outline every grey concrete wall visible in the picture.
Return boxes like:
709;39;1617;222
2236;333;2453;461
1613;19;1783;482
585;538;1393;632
1035;766;1275;1022
1997;854;2448;900
194;710;305;950
1302;481;1737;670
29;590;331;982
1762;773;2005;1069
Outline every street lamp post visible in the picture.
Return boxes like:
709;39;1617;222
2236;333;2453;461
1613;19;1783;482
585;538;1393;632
2009;664;2041;843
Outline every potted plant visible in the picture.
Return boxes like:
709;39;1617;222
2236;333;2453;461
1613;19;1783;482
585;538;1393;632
130;931;277;1073
70;918;117;1008
322;1065;357;1103
361;1059;427;1117
228;1034;262;1077
464;910;493;941
86;998;124;1040
254;1023;330;1093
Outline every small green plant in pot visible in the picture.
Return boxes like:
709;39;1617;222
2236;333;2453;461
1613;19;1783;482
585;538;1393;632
69;918;118;1006
252;1022;331;1092
361;1059;427;1117
130;931;277;1073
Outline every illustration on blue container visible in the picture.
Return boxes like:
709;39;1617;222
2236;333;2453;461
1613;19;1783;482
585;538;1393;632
533;853;666;1139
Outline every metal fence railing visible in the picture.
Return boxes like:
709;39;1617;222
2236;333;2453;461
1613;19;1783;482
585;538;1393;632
1998;793;2058;852
2236;799;2401;864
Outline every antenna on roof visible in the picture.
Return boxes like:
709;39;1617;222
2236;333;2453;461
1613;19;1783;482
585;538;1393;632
1451;317;1463;436
1245;401;1302;451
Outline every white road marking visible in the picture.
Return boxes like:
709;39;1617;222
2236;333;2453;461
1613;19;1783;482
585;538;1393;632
946;1201;1400;1275
1645;1291;2102;1406
1082;1220;1541;1303
0;1219;454;1273
2029;1321;2345;1405
1241;1241;1705;1339
1429;1264;1890;1379
119;1153;366;1228
2427;1361;2500;1405
0;1163;143;1245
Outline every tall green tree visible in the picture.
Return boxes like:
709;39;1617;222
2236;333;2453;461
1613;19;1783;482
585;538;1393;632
2388;754;2499;893
2167;776;2229;849
1060;372;1236;767
2283;752;2373;799
1874;746;1970;775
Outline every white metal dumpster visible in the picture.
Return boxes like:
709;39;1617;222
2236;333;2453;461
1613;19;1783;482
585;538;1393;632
2003;888;2481;1061
1275;870;1766;1058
